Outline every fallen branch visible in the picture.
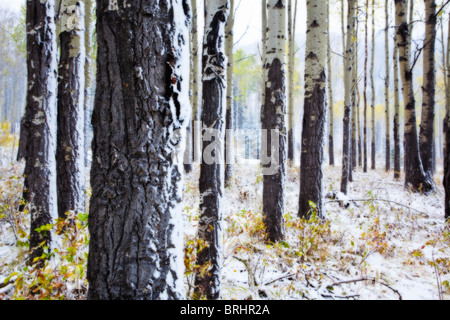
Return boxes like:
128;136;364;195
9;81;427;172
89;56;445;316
326;198;429;216
321;293;360;300
326;277;402;300
263;273;296;286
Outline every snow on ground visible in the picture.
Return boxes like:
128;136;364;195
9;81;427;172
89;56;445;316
0;157;448;300
183;161;449;300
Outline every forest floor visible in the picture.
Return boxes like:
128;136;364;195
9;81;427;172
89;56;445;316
0;156;449;300
184;161;449;300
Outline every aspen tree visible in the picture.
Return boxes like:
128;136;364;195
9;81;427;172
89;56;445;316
18;0;58;267
341;0;356;194
194;0;229;300
385;0;391;172
56;0;86;219
419;0;437;177
87;0;191;300
299;0;328;218
394;0;433;192
262;0;287;241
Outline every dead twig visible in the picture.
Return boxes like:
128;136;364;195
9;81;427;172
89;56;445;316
326;198;429;216
326;277;402;300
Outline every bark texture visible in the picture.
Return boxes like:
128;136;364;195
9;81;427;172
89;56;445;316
419;0;437;177
328;0;335;166
370;0;376;170
287;0;297;166
384;0;391;172
190;0;200;166
363;0;369;173
18;0;58;266
225;0;234;186
394;0;433;192
194;0;229;300
262;0;287;242
56;0;86;219
84;0;94;167
445;12;450;220
299;0;327;219
87;0;191;300
393;30;401;179
341;0;356;194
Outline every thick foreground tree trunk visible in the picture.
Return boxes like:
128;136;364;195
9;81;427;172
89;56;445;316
194;0;229;300
262;0;287;242
341;0;356;194
87;0;191;300
419;0;437;177
299;0;328;219
56;0;86;219
18;0;58;266
394;0;433;192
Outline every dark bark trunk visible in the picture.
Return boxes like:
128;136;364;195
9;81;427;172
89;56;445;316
56;3;86;219
17;0;58;267
395;0;433;193
341;0;355;194
262;57;287;242
384;0;391;173
225;0;234;187
445;112;450;220
393;35;401;179
87;0;190;300
194;1;229;300
299;71;326;219
364;0;368;173
419;0;436;177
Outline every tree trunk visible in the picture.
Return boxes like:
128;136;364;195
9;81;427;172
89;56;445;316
393;27;401;179
444;12;450;220
56;1;86;219
394;0;433;192
17;0;58;267
299;0;328;219
364;0;369;173
371;0;376;170
194;0;229;300
328;0;335;166
288;0;297;167
191;0;200;167
341;0;356;194
225;0;235;187
262;0;287;242
350;2;358;181
261;0;268;106
419;0;437;177
384;0;391;172
84;0;94;168
87;0;191;300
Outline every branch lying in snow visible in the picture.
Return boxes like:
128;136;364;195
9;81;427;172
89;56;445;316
233;256;258;290
263;273;296;286
326;198;429;217
321;293;360;300
326;277;403;300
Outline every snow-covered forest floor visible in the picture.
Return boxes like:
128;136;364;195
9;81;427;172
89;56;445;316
184;161;449;300
0;153;449;300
